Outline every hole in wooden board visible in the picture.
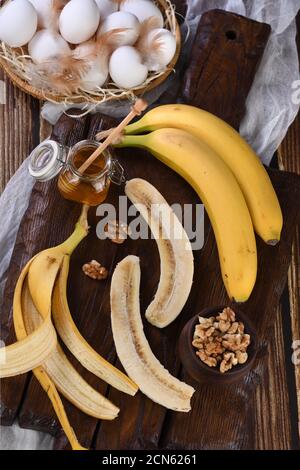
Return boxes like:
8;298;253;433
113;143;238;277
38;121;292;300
226;30;237;40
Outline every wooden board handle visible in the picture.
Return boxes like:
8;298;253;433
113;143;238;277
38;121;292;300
181;9;271;129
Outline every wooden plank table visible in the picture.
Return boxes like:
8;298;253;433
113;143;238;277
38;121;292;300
0;6;299;450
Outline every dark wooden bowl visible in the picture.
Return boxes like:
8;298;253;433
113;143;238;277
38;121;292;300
178;306;258;385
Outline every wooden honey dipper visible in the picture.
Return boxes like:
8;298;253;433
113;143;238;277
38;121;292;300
78;99;148;175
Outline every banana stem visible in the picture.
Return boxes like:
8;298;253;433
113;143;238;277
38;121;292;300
124;119;149;135
114;134;147;150
60;204;90;256
78;204;90;231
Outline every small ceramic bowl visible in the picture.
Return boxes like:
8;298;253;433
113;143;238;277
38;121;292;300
178;306;258;385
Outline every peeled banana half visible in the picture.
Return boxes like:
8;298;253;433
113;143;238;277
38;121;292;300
111;255;195;412
125;178;194;328
123;104;283;245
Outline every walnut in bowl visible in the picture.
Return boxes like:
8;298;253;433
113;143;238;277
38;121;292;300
178;306;258;385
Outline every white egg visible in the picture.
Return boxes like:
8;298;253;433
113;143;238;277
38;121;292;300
120;0;163;27
59;0;101;44
28;0;64;31
95;0;118;18
109;46;148;89
98;11;140;46
28;0;52;29
28;29;70;64
143;28;176;71
0;0;38;47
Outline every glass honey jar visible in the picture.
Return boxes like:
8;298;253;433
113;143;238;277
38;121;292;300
29;139;125;206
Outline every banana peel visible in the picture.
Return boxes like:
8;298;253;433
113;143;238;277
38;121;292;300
52;254;138;396
16;269;88;451
22;279;120;420
0;205;135;450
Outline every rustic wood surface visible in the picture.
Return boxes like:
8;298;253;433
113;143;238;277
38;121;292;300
0;6;299;450
276;13;300;442
1;114;300;452
278;113;300;444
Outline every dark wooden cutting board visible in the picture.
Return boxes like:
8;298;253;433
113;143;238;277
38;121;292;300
2;10;300;450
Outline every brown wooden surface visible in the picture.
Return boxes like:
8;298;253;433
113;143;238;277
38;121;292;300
1;117;300;451
0;6;300;450
276;14;300;443
278;114;300;444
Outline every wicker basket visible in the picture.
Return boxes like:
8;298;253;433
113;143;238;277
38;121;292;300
0;0;181;104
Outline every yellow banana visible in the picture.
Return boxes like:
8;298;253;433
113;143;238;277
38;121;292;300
52;254;138;396
116;128;257;302
123;104;283;245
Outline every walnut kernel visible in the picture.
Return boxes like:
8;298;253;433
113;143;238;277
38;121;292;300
82;260;108;280
192;307;251;373
104;220;131;244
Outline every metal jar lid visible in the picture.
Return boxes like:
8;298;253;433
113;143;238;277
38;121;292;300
28;140;68;182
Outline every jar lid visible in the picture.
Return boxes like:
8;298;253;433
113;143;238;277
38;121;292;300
28;140;68;182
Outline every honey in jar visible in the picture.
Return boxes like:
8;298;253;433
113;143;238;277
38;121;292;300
28;139;125;206
57;141;111;206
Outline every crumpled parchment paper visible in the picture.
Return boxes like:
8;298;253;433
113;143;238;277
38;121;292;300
1;0;300;450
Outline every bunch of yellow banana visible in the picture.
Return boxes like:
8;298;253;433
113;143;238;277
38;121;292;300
104;104;283;303
0;205;138;450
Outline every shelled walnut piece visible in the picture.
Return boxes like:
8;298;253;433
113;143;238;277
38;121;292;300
82;260;108;280
104;220;131;245
192;308;251;373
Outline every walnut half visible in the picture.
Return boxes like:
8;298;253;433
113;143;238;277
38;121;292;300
104;220;131;245
82;260;108;280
